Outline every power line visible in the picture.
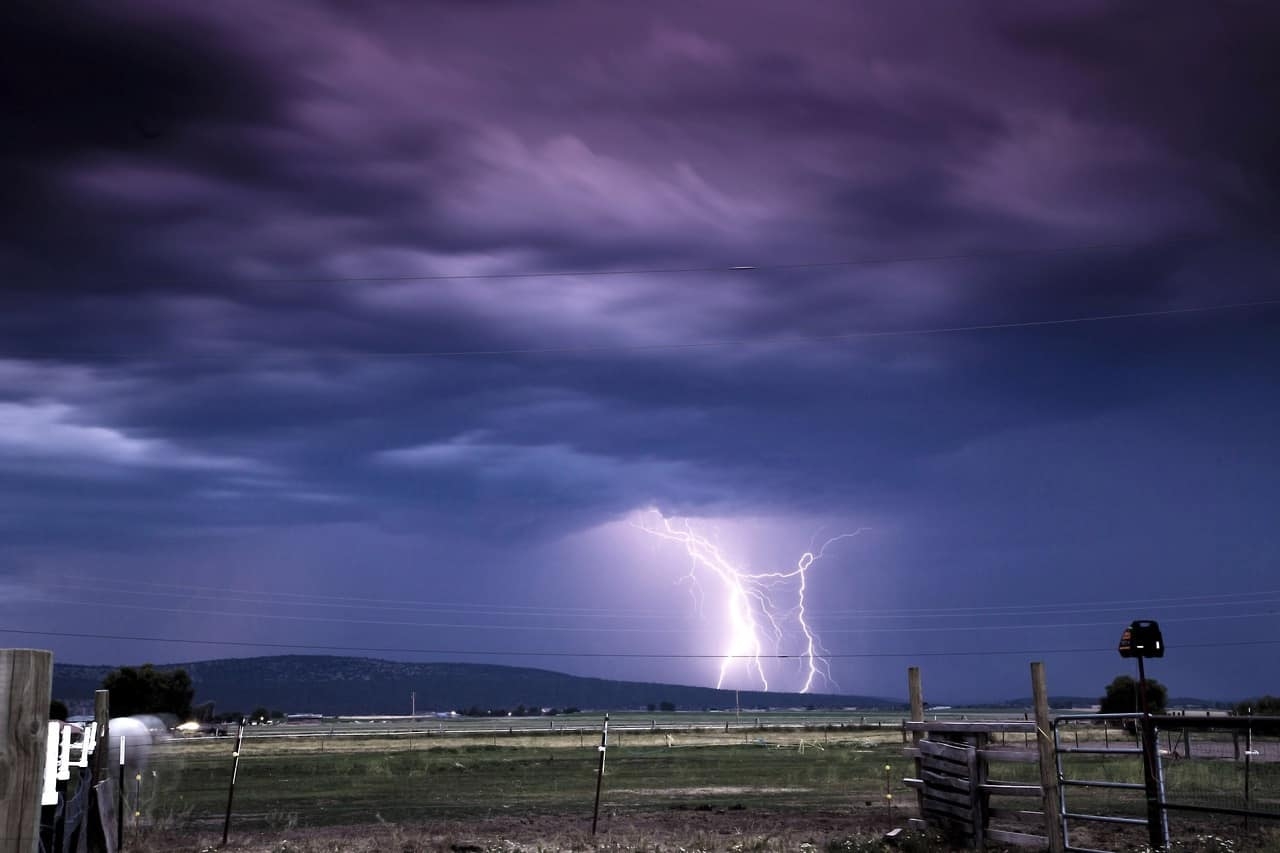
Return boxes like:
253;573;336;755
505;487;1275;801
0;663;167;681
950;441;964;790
4;625;1277;659
33;573;1280;623
306;298;1280;358
25;296;1280;362
84;236;1243;288
14;594;1280;635
46;572;682;617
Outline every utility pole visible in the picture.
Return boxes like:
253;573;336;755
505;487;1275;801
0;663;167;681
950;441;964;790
411;691;416;718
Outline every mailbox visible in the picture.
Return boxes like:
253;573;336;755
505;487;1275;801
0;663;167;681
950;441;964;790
1118;619;1164;659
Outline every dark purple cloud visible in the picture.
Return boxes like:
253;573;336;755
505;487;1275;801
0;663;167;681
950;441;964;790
2;0;1278;701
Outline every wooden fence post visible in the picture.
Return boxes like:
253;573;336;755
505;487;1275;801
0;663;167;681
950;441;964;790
908;666;924;818
908;667;924;738
91;690;110;785
1031;662;1064;853
87;688;113;853
1;648;54;853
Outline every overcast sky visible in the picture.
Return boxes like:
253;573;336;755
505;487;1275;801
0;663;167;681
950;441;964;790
4;1;1278;704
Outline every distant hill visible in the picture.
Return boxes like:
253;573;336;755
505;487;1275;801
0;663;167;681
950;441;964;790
990;695;1234;712
52;655;901;717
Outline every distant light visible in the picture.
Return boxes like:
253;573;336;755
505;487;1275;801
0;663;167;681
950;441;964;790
729;265;756;270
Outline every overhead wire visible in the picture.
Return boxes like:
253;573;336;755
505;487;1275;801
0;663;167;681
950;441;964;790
8;594;1279;635
9;235;1278;361
9;237;1279;674
4;625;1278;659
30;571;1280;622
33;296;1278;362
72;235;1249;288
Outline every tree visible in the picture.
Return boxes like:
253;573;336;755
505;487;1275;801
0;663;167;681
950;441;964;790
101;664;195;718
1234;695;1280;734
1099;675;1167;715
1234;695;1280;716
50;699;69;721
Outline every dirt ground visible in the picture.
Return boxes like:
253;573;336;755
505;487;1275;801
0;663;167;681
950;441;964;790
130;806;1279;853
137;809;958;852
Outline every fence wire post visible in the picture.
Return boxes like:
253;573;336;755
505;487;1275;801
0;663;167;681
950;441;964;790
117;736;126;852
222;719;246;847
1244;708;1252;832
591;713;609;835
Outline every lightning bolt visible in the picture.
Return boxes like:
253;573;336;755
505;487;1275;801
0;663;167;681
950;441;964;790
634;510;864;693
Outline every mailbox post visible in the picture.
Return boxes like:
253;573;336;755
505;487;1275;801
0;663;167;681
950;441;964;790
1118;620;1169;851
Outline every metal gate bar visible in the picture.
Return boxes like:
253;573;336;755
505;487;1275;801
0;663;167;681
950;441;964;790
1053;712;1150;853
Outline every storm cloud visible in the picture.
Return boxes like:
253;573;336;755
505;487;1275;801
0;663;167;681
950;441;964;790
3;0;1278;701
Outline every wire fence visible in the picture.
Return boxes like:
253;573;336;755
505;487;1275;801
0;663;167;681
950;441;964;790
1159;716;1280;821
1042;714;1280;852
123;723;908;839
53;714;1280;849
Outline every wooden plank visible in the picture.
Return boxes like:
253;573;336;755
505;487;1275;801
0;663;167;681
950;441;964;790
928;818;975;840
919;738;974;764
921;754;971;778
983;809;1044;819
904;720;1036;734
903;777;923;789
988;807;1045;822
980;748;1040;763
0;648;54;853
968;732;985;851
907;818;928;831
921;783;971;807
923;794;974;818
903;747;921;759
982;783;1043;796
921;768;971;793
923;796;977;824
93;777;120;853
987;828;1049;848
923;814;977;843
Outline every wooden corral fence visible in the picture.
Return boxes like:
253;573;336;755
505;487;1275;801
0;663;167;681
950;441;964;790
902;663;1065;852
0;648;125;853
903;719;1045;848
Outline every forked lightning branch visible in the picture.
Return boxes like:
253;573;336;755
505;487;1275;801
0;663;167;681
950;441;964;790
634;510;863;694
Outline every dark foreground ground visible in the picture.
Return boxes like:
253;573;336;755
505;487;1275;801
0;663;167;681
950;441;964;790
129;808;1280;853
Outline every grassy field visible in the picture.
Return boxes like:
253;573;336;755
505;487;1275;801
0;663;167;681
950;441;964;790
107;712;1280;852
145;717;908;830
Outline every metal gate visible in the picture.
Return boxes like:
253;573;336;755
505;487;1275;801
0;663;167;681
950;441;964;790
1052;712;1165;853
